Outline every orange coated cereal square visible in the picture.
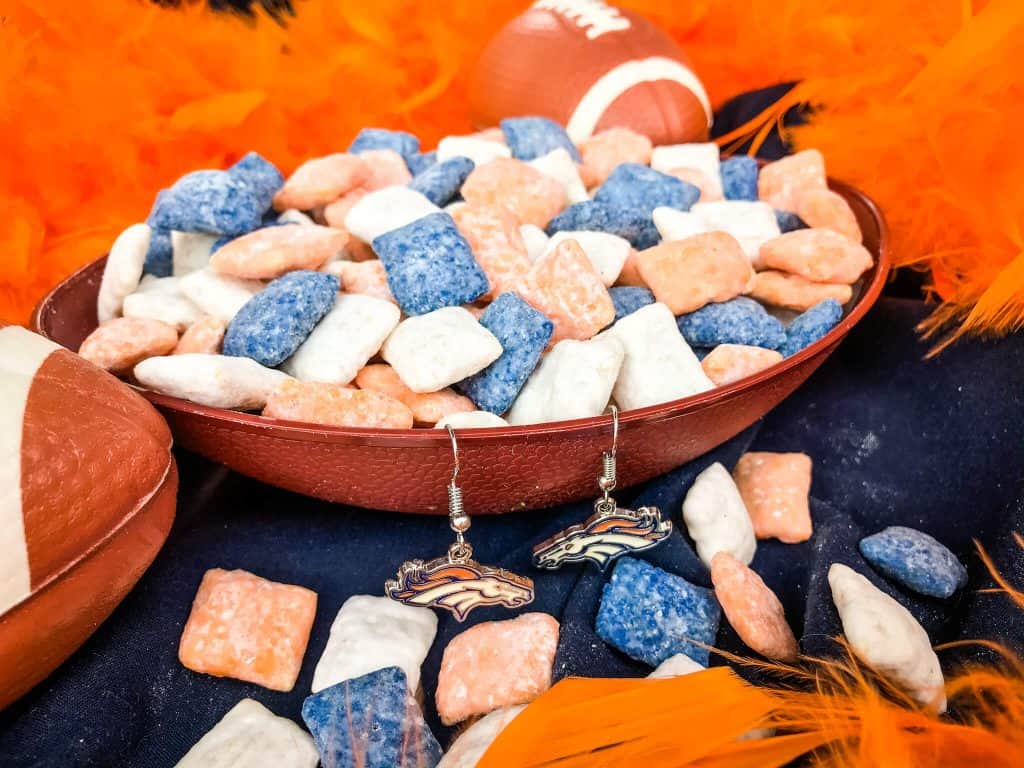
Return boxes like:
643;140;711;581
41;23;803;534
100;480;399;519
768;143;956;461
732;452;813;543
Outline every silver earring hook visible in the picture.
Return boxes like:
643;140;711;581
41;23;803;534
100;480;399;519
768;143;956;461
445;425;471;560
597;405;618;508
446;424;460;485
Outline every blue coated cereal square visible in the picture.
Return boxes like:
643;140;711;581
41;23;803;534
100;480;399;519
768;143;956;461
372;212;489;315
348;128;421;164
408;156;475;206
143;227;173;278
406;150;438;177
546;201;660;250
457;292;553;414
774;209;808;233
302;667;442;768
593;163;700;215
501;116;581;162
609;286;655;322
228;151;285;212
720;156;759;201
676;297;786;349
859;526;968;599
780;298;843;356
596;557;721;667
223;271;338;367
149;170;265;236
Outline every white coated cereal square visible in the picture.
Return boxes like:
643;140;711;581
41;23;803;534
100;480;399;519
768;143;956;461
520;224;550;262
381;307;502;393
435;411;509;429
681;462;756;567
546;231;629;286
344;186;442;244
311;595;438;694
691;201;781;265
650;142;723;197
506;334;624;425
174;699;318;768
171;230;218;276
277;208;315;226
529;148;589;204
97;223;150;323
436;135;511;167
437;705;525;768
134;354;290;410
603;302;713;410
122;289;201;332
282;294;400;385
653;207;708;242
179;268;264;324
648;653;706;678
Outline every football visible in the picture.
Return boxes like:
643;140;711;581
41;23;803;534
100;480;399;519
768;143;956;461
469;0;712;146
0;324;176;709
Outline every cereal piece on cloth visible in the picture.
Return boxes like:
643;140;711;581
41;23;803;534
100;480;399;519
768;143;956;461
732;452;813;543
720;155;759;201
348;127;421;164
359;148;414;190
546;200;660;250
635;232;754;315
178;568;317;691
437;706;524;768
409;156;475;206
311;595;437;694
794;187;863;243
264;380;413;428
648;653;705;678
436;411;510;429
407;150;438;177
323;187;369;229
652;207;708;243
546;231;629;286
277;208;316;226
381;307;502;393
323;259;395;303
437;135;511;167
436;612;559;725
174;699;318;768
210;225;347;279
757;149;827;211
302;667;442;768
529;148;589;204
519;223;550;261
501;116;581;162
518;238;614;343
135;354;289;409
609;286;655;321
179;267;265;324
760;228;873;284
828;564;946;712
665;167;723;203
228;152;285;209
682;462;757;567
122;288;201;332
780;298;844;357
711;552;799;661
604;302;713;410
506;334;624;425
170;230;218;276
701;344;783;386
373;212;489;315
451;203;532;297
344;186;441;244
174;315;226;355
774;209;809;233
596;557;721;667
150;170;266;236
578;127;653;186
98;223;150;323
355;364;475;424
79;317;178;374
594;163;700;215
859;526;968;599
747;270;853;311
143;226;174;278
223;271;338;367
457;292;553;414
676;297;785;349
282;294;400;385
461;158;567;228
691;201;781;264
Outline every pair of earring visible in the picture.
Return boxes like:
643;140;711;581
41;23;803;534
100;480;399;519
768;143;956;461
386;408;672;621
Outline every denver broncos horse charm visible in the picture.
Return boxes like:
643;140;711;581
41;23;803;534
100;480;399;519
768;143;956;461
532;501;672;570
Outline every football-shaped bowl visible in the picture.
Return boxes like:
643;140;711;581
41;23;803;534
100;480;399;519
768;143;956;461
33;178;888;516
0;324;176;709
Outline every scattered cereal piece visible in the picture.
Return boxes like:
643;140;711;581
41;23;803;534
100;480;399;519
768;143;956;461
435;411;510;429
122;288;201;331
302;667;442;768
355;364;475;424
135;354;290;409
437;706;524;768
179;267;265;324
359;148;414;190
578;127;653;186
596;557;721;668
174;315;226;355
794;187;863;243
437;135;512;167
178;568;317;692
859;526;968;599
462;158;567;228
828;564;946;712
529;148;589;204
79;317;178;374
174;699;318;768
436;612;559;725
652;206;708;242
264;379;413;428
150;170;266;237
223;271;338;367
457;292;553;414
757;149;827;211
229;151;286;212
774;209;808;233
609;286;655;321
451;203;532;298
691;201;781;264
650;143;721;195
747;270;853;311
665;167;723;202
170;230;218;276
720;156;759;201
711;552;799;661
604;302;713;410
272;153;370;211
676;297;785;349
348;127;421;164
323;259;395;302
635;232;753;315
547;200;660;250
409;156;476;206
701;344;783;386
682;462;757;567
760;228;872;285
732;452;813;543
594;163;700;215
210;224;347;280
519;223;550;262
407;150;438;177
381;307;503;393
648;653;705;678
98;223;150;323
322;187;369;229
779;298;843;357
546;231;629;286
501;116;581;162
344;186;442;245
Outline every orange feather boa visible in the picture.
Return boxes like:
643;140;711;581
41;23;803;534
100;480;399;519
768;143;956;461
2;0;1022;348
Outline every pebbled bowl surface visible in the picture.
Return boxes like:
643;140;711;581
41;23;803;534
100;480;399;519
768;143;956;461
32;178;889;515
